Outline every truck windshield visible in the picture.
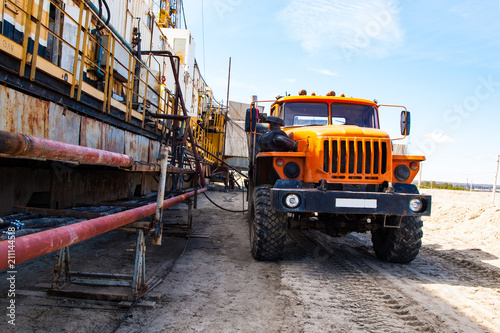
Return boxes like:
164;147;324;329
282;102;329;126
281;102;379;128
332;103;378;128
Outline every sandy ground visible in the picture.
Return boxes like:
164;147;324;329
1;188;499;332
422;189;500;267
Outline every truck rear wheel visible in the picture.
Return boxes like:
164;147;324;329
250;185;287;261
371;216;423;264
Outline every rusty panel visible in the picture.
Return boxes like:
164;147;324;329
125;133;138;162
125;133;149;163
149;140;160;163
80;117;103;149
0;86;49;137
21;93;49;138
103;123;125;154
137;136;149;162
0;86;25;133
48;103;81;145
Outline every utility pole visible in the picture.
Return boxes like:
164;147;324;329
222;57;231;161
493;155;499;204
222;57;231;190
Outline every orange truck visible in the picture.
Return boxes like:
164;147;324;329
245;91;431;263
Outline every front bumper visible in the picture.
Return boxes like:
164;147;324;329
271;188;431;216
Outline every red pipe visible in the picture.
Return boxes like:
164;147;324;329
0;188;206;270
0;130;134;168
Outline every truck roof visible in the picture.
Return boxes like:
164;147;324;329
275;95;377;107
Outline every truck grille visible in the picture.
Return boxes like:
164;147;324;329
323;139;388;180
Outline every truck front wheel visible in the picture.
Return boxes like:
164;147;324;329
371;216;423;264
250;185;287;261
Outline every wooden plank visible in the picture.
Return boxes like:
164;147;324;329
36;57;74;83
131;110;143;120
110;97;127;112
81;82;105;101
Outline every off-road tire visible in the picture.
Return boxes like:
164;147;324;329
250;185;287;261
371;216;423;264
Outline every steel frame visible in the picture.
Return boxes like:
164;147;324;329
50;224;148;301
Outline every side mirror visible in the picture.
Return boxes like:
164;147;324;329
245;108;259;132
400;110;411;136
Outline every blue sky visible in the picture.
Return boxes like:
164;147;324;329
183;0;500;185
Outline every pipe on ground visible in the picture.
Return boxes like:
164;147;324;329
0;188;206;270
0;130;134;168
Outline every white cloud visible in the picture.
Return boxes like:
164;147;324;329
450;5;470;18
425;132;455;143
314;68;339;76
278;0;404;59
283;78;298;83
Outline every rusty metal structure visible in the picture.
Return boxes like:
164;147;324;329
0;0;228;299
0;0;225;213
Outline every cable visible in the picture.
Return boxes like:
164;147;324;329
102;0;110;25
147;229;191;289
202;191;248;213
95;0;110;32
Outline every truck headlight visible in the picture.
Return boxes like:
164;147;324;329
395;165;411;181
284;162;300;178
284;193;301;208
409;198;425;213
